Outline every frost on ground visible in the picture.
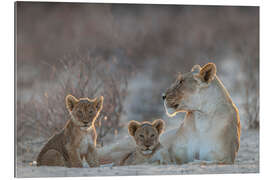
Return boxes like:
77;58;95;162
16;129;259;177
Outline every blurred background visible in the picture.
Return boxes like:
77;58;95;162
16;2;259;164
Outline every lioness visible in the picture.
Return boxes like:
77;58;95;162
162;62;240;164
36;94;103;167
98;62;240;165
120;119;170;166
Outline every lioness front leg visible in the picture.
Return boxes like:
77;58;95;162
150;148;171;165
205;152;233;164
86;146;99;167
68;149;83;168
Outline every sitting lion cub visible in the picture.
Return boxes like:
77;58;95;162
120;119;170;166
36;94;103;167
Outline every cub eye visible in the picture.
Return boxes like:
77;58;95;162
150;134;155;138
139;134;144;138
76;110;83;117
89;110;93;114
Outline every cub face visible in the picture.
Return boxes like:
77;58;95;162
128;119;165;155
66;94;104;128
163;63;217;116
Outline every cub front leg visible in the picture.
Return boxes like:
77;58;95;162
68;149;83;168
86;146;99;167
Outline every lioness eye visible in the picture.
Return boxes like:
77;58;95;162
150;134;155;138
89;110;93;114
139;134;144;138
180;79;184;84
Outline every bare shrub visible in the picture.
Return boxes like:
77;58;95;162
17;52;131;156
242;57;259;129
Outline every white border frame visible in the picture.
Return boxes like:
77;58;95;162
1;0;268;180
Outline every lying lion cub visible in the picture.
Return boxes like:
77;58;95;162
36;94;103;167
120;119;170;166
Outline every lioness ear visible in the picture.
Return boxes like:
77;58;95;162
66;94;78;112
128;120;141;136
198;63;216;83
191;64;201;74
95;96;104;111
152;119;165;135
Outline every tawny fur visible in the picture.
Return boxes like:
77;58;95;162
163;62;240;164
36;95;103;167
98;62;240;165
120;120;170;166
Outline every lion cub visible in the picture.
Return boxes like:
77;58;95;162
120;119;170;166
36;94;103;167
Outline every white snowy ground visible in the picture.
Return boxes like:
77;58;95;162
16;129;259;177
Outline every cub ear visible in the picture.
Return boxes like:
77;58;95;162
152;119;165;135
95;96;104;111
128;120;141;136
66;94;78;112
198;63;216;83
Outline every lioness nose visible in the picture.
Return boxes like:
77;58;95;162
162;93;166;100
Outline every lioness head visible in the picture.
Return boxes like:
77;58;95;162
163;63;217;116
128;119;165;155
66;94;104;128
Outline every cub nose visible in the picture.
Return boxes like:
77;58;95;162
162;93;166;100
145;144;151;148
